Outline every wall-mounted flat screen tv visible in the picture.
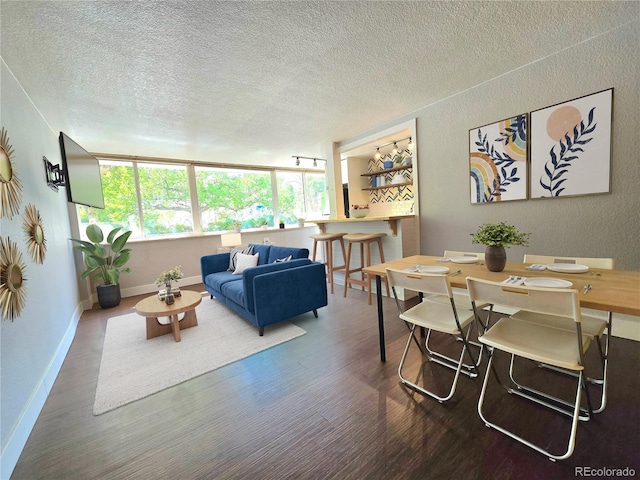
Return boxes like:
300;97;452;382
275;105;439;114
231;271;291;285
59;132;105;209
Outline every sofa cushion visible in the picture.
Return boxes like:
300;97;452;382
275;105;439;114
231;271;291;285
228;245;254;271
249;244;271;265
220;278;246;308
233;252;259;274
204;270;241;293
267;246;309;264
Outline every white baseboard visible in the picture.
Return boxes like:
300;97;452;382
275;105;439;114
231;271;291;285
1;303;83;480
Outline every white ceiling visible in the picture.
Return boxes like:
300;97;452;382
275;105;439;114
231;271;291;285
1;1;637;167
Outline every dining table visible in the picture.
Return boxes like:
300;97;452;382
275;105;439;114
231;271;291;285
363;255;640;362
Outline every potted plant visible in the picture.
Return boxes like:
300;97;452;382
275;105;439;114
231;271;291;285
297;217;305;227
155;265;183;304
232;220;242;233
70;224;132;308
279;220;285;229
471;222;530;272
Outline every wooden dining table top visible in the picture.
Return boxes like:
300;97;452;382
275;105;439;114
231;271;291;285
363;255;640;316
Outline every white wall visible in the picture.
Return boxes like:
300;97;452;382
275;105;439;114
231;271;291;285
0;60;84;478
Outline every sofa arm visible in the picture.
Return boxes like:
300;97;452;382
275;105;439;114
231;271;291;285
242;259;311;312
200;253;231;283
251;262;328;326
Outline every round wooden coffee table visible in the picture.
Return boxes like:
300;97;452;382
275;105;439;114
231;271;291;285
134;290;202;342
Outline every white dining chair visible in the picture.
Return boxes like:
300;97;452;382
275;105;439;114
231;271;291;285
466;276;596;461
386;268;479;402
516;254;614;413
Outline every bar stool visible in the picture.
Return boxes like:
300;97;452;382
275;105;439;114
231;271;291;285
310;232;347;294
343;233;390;305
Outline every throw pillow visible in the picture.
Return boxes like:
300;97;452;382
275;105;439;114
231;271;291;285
233;252;259;275
274;255;292;263
228;245;254;271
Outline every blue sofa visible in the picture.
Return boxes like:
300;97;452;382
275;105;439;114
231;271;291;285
200;243;328;335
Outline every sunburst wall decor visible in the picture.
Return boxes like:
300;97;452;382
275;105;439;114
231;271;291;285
0;127;23;219
23;203;47;264
0;237;28;321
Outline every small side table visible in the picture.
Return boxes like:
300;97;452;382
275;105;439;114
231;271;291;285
134;290;202;342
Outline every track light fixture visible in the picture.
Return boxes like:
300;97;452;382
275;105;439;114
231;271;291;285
372;136;414;157
292;156;327;168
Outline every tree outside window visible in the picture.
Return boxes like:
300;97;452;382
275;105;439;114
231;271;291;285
195;166;273;232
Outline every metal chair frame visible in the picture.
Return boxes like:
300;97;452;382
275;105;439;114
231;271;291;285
387;268;479;403
467;277;595;461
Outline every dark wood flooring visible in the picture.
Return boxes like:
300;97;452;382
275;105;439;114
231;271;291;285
11;284;640;479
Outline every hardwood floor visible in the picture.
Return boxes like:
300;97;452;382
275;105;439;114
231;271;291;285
11;284;640;479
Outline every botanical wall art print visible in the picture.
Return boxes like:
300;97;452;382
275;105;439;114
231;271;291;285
469;114;527;204
530;88;612;198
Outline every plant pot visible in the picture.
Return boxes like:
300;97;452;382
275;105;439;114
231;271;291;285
96;283;121;308
485;246;507;272
383;161;394;169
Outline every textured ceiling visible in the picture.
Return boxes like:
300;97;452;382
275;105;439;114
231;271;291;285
1;1;637;167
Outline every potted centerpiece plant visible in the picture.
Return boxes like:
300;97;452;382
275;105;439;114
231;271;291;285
70;224;132;308
156;265;183;304
471;222;530;272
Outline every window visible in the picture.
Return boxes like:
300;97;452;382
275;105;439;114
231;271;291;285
195;166;273;232
76;160;140;237
78;158;325;239
138;163;193;236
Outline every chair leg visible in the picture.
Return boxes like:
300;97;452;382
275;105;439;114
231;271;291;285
327;240;334;294
424;325;479;378
343;241;353;297
398;324;469;403
478;349;584;461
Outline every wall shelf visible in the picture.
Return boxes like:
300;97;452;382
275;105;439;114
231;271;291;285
363;182;413;191
360;164;412;177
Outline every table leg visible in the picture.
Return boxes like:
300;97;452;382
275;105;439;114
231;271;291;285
170;314;181;342
376;274;386;362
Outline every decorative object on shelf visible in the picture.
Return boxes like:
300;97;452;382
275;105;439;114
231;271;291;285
231;221;241;233
350;204;369;218
23;203;47;264
391;173;405;185
297;218;305;227
0;236;27;321
156;265;183;304
530;88;612;198
70;224;132;308
279;220;285;229
470;113;527;204
402;155;413;166
470;222;530;272
259;218;269;229
0;127;23;219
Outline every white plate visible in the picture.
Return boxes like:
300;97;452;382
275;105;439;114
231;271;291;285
547;264;589;273
407;265;450;274
450;256;479;264
524;277;573;288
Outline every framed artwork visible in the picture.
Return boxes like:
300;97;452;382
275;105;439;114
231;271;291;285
469;113;527;204
530;88;612;198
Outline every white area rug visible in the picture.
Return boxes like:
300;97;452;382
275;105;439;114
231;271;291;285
93;296;306;415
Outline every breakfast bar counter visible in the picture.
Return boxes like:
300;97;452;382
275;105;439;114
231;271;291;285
311;214;414;237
